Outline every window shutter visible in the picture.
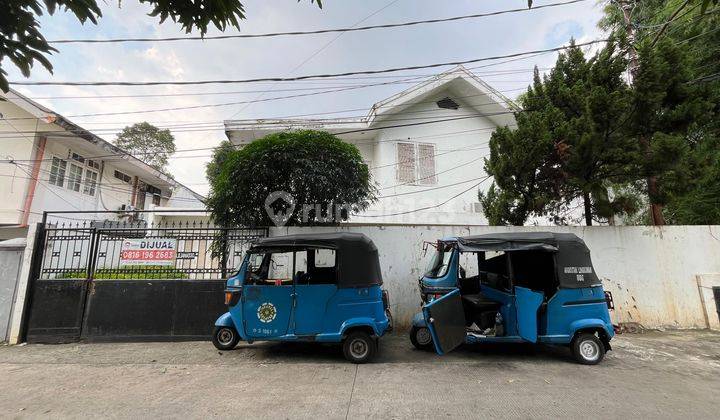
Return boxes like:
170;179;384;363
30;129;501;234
417;143;436;185
396;143;416;183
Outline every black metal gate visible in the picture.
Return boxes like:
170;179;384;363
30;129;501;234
23;215;266;343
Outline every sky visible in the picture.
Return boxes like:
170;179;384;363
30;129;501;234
6;0;608;196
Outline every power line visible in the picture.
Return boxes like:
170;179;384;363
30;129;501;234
6;162;205;203
12;164;82;211
4;80;423;119
2;127;493;198
334;112;512;136
0;108;517;139
380;155;485;190
228;0;402;120
0;82;527;123
0;93;519;128
356;176;491;218
5;140;490;201
73;111;509;138
54;91;523;125
651;0;691;46
18;68;548;100
377;176;487;198
47;0;590;44
0;125;499;165
9;39;607;87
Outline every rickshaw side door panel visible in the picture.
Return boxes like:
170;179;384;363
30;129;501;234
423;289;466;355
242;285;293;338
292;285;337;335
514;286;544;343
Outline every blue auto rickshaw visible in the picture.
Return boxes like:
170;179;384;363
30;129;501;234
213;232;391;363
409;232;614;364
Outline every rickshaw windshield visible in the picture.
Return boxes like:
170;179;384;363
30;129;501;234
424;243;454;278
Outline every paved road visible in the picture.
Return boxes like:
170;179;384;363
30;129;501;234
0;330;718;419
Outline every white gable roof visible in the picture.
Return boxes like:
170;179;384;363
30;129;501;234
224;65;517;143
367;65;517;126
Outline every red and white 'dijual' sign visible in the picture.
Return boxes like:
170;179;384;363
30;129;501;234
120;238;177;266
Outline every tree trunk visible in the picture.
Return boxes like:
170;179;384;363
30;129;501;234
583;192;593;226
637;130;665;226
647;176;666;225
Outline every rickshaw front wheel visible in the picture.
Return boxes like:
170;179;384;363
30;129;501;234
571;332;605;365
212;326;240;351
343;331;376;364
410;326;433;350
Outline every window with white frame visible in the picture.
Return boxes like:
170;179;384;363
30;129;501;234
83;169;98;196
48;156;67;187
396;142;437;185
67;163;83;192
48;151;100;196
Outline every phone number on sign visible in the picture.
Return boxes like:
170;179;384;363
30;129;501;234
120;250;176;260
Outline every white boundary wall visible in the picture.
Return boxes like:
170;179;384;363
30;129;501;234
270;225;720;330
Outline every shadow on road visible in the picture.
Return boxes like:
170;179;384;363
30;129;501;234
221;333;575;365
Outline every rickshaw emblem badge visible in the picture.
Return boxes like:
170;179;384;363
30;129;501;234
257;302;277;323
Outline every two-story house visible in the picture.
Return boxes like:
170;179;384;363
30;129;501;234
223;65;517;225
0;88;204;240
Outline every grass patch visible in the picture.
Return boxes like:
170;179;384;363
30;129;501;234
59;265;190;279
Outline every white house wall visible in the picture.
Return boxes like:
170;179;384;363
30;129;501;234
357;93;499;225
13;138;187;225
165;186;205;209
0;101;48;225
32;139;105;222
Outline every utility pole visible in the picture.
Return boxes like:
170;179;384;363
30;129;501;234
618;0;666;226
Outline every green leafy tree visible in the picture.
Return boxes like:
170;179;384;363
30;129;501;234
206;130;376;227
0;0;321;92
481;39;641;226
115;122;176;172
205;140;236;185
479;88;562;225
601;0;720;224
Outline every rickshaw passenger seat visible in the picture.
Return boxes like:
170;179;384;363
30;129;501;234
462;293;501;312
306;267;337;285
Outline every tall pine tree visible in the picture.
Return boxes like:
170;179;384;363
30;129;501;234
481;39;640;225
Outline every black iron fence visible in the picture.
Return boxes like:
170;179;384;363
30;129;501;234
23;210;268;343
39;220;267;280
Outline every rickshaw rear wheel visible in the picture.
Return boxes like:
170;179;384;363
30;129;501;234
212;326;240;351
571;332;605;365
343;331;376;364
410;326;433;350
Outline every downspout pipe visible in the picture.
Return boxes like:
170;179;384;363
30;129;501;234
20;136;47;227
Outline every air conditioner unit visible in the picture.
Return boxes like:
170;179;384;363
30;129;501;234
119;204;136;212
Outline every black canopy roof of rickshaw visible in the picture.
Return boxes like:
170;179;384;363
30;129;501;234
250;232;383;288
457;232;574;252
454;232;601;289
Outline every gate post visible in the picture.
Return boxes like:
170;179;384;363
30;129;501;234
86;227;100;281
8;222;45;344
78;227;100;338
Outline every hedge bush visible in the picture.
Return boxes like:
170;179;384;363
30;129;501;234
59;265;189;279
